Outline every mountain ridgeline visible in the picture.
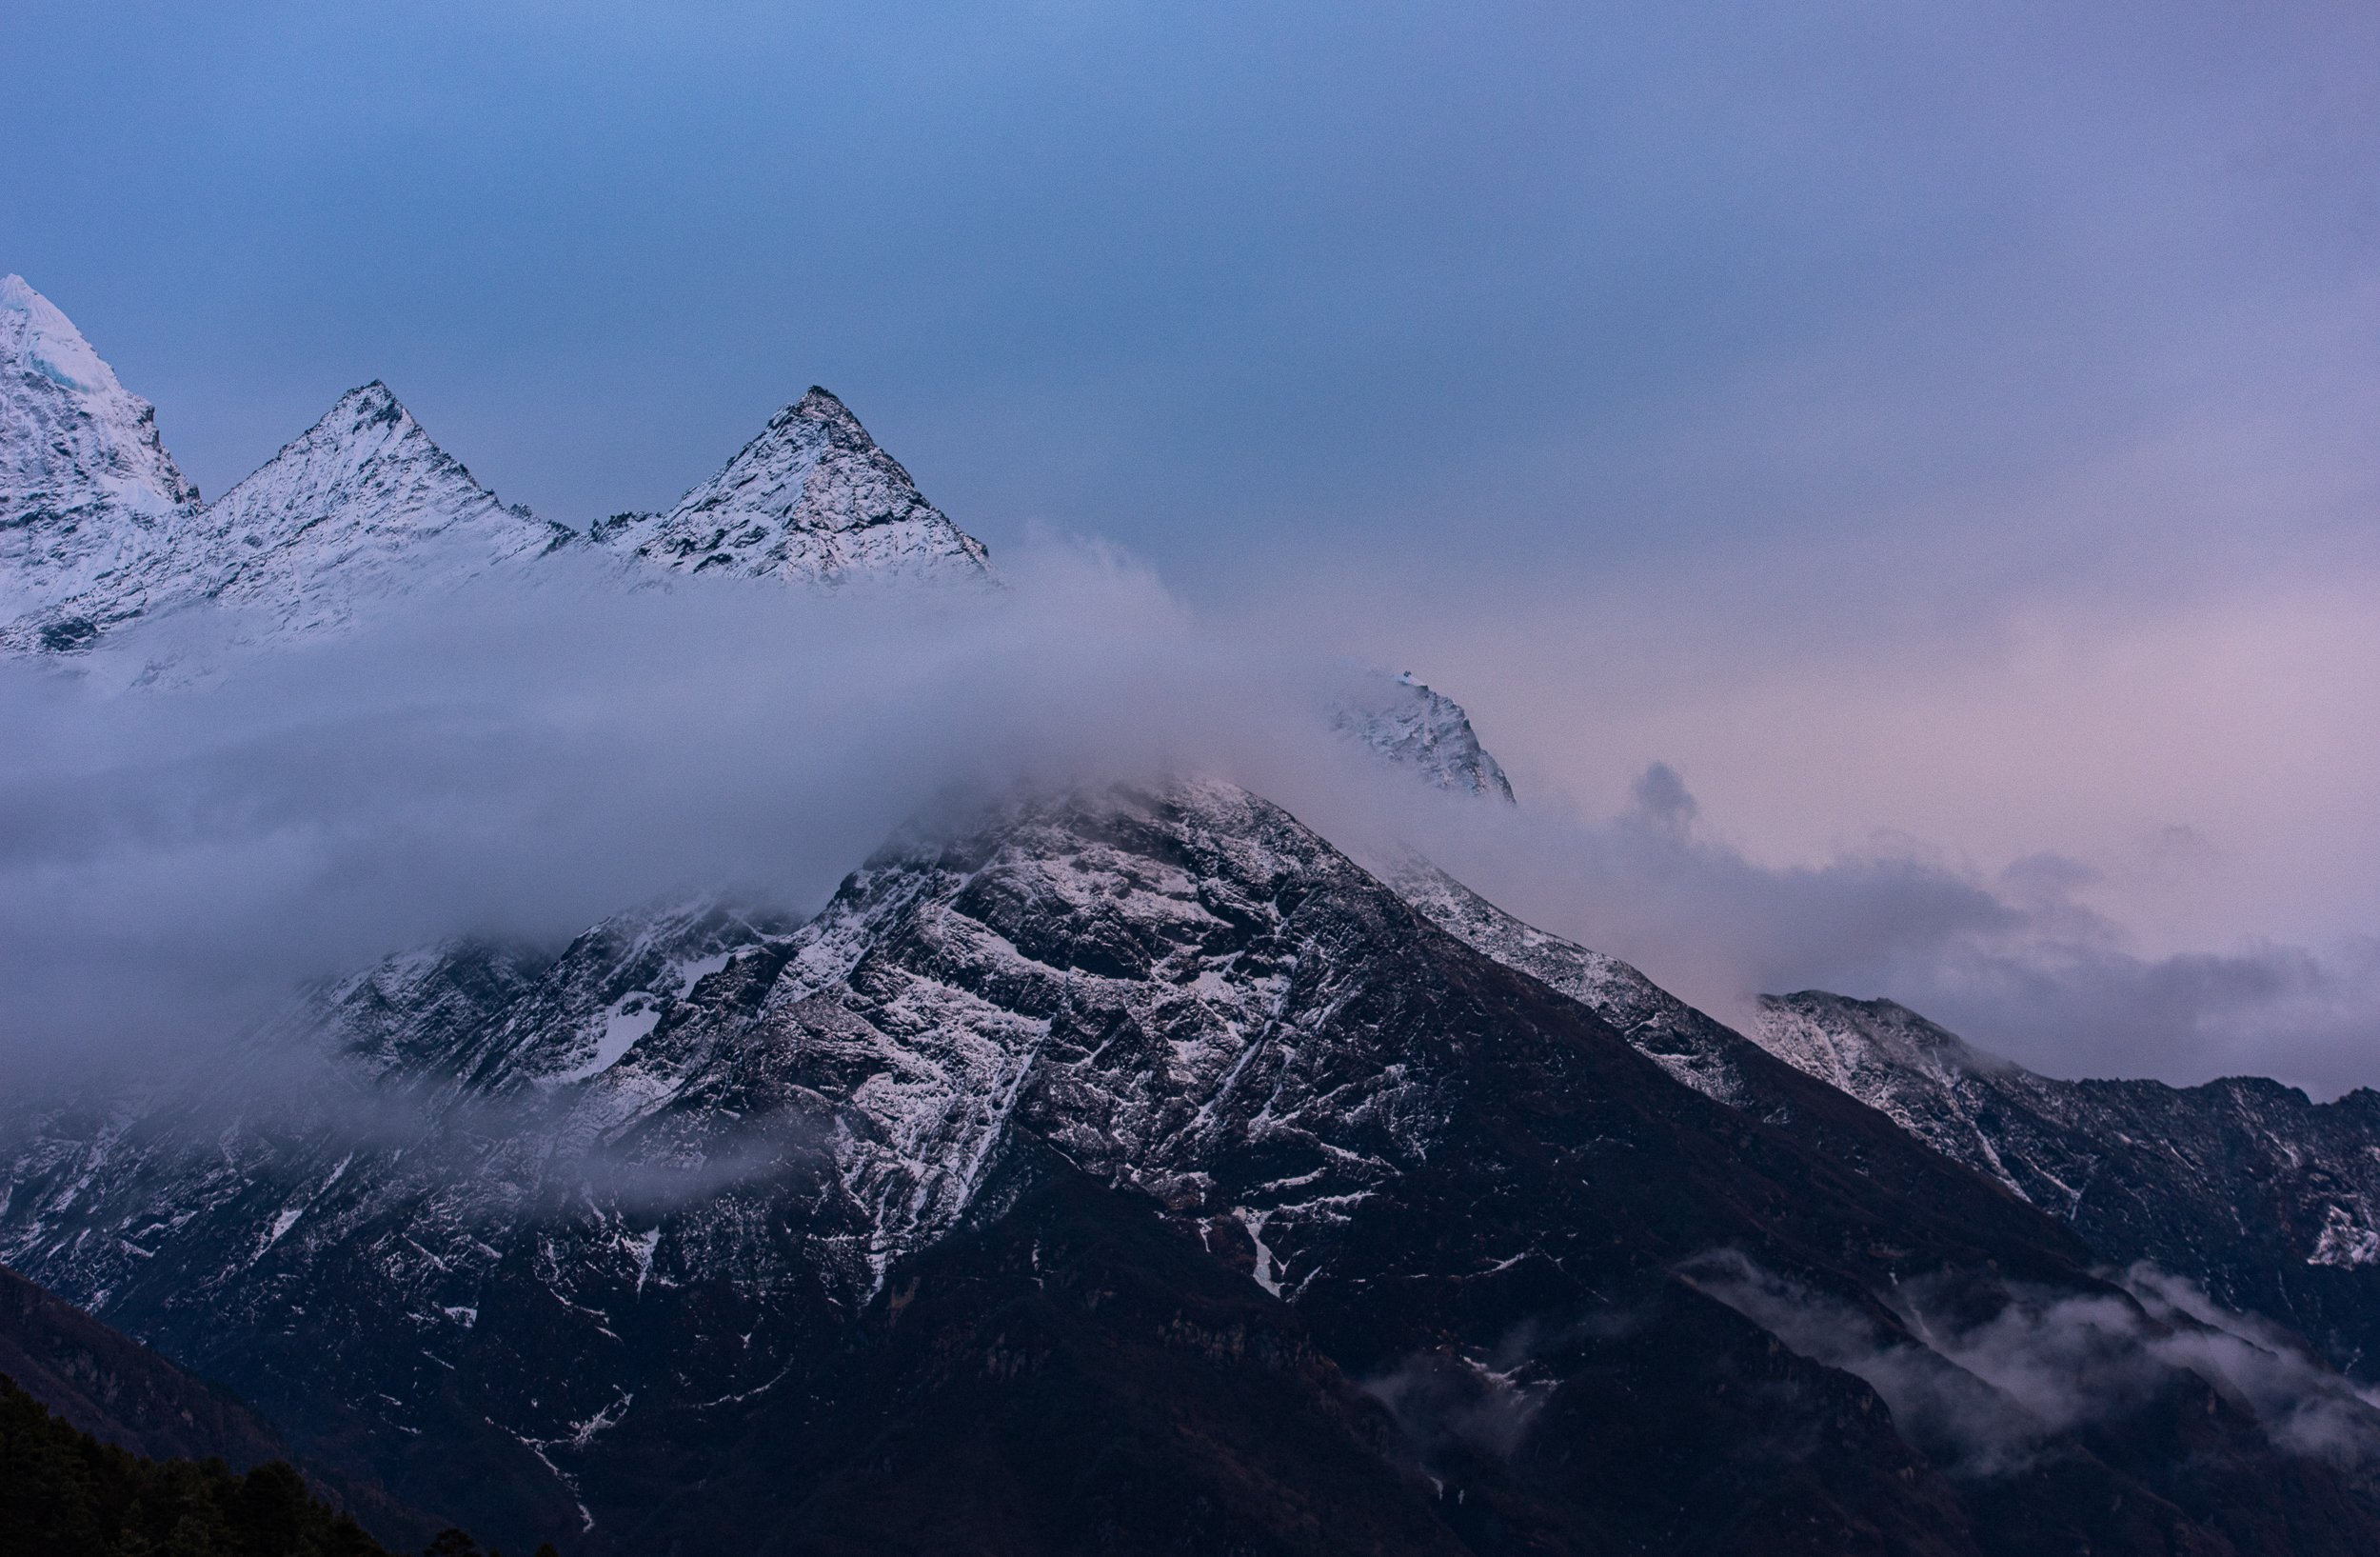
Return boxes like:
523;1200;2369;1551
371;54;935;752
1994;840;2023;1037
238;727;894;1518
7;274;2380;1555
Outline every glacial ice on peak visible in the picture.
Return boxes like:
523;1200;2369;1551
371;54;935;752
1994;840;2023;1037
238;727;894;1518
2;273;129;400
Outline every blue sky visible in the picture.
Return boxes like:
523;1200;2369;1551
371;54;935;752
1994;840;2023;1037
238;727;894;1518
7;1;2380;1085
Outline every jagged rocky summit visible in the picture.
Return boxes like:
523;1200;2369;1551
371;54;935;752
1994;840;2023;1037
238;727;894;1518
591;387;994;589
1328;669;1514;802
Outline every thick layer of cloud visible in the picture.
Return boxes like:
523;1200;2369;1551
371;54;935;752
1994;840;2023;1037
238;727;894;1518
6;3;2376;1097
0;542;1312;1083
3;541;2374;1101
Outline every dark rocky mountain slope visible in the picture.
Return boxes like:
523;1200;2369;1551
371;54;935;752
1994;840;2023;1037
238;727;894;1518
1753;990;2380;1385
0;1261;280;1470
9;783;2379;1554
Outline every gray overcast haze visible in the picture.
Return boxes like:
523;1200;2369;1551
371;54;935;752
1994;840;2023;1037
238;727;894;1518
4;1;2379;1092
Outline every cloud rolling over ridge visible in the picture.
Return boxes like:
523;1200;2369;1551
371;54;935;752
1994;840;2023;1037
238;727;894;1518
2;533;2374;1100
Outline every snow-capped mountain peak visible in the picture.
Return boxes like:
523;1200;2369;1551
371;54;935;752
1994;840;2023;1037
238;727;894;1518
4;274;135;405
1328;669;1516;802
1;275;199;627
595;386;994;588
160;380;577;639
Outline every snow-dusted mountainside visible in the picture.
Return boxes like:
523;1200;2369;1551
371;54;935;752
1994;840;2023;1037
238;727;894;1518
1377;854;2189;1228
1;292;999;657
592;388;993;589
166;382;581;639
1752;991;2380;1382
1381;853;1756;1105
0;276;199;642
1328;670;1514;802
0;378;577;655
10;781;2374;1556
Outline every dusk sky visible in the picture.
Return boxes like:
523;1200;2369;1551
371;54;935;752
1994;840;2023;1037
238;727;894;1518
7;2;2378;1089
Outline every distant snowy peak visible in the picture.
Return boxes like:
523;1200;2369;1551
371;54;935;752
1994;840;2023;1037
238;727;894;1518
596;387;994;589
184;380;576;635
0;275;199;626
1329;669;1516;803
1751;992;2011;1104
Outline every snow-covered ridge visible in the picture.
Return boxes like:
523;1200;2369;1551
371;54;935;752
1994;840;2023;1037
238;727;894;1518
0;280;1524;816
1;276;199;636
1749;993;2014;1146
1379;852;1761;1106
593;387;993;589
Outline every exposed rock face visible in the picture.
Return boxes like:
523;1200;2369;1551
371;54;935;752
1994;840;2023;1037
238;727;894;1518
593;387;994;589
9;782;2375;1555
1751;990;2380;1383
0;276;199;645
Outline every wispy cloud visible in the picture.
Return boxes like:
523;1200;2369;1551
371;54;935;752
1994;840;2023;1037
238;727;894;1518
1683;1250;2380;1478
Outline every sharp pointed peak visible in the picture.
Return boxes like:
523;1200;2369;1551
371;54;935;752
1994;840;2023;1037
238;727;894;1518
782;384;866;435
327;379;407;414
215;380;475;511
0;274;64;324
0;274;200;551
1328;664;1517;805
273;381;436;453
